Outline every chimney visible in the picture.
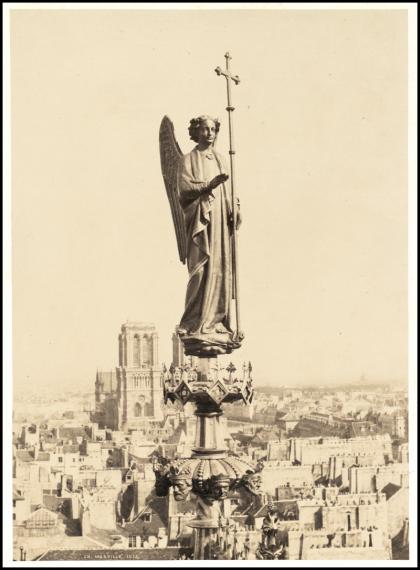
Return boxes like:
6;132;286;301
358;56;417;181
122;446;129;468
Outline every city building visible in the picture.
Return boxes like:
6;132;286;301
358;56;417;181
95;322;163;430
12;324;410;561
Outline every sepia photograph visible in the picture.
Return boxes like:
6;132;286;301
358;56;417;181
3;3;417;566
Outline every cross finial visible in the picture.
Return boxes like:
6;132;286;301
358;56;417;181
215;53;240;85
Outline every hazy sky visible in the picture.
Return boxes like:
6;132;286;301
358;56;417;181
11;8;408;392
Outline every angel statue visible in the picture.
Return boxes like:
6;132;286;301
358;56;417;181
160;115;243;357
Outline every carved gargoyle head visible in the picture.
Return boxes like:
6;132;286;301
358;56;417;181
172;477;193;501
209;473;231;501
169;463;193;501
242;469;263;495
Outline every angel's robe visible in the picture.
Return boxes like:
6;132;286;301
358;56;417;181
177;146;233;337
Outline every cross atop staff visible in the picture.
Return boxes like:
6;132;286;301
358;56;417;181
215;52;240;87
214;52;243;341
215;52;240;124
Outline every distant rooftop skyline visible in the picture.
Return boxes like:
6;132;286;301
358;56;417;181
13;375;407;400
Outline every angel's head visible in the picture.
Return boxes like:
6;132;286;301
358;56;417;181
189;115;220;146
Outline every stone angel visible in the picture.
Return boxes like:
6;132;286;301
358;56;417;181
159;115;242;358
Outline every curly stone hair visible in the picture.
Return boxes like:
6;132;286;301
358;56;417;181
188;115;221;143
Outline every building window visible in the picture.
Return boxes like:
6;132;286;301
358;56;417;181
58;457;63;463
142;513;151;523
128;535;137;548
13;513;16;521
133;335;141;367
143;334;151;365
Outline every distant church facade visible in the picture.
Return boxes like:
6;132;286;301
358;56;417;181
95;322;164;430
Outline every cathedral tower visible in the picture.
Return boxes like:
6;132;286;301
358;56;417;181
116;322;163;429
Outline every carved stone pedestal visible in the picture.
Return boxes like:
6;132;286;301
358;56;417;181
180;333;242;357
155;356;262;559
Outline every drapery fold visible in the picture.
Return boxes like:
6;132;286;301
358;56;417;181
178;148;233;335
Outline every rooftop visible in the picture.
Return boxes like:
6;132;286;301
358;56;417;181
121;322;157;331
37;452;51;461
119;497;168;537
381;482;401;500
247;500;298;519
15;450;34;462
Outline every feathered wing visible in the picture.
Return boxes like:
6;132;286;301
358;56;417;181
159;116;187;264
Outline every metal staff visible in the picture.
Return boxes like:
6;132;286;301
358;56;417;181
215;52;242;338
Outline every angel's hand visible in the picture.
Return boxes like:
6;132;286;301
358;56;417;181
208;173;229;191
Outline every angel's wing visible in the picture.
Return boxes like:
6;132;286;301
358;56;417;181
159;116;187;264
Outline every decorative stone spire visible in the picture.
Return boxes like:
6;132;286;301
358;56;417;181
155;356;262;559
